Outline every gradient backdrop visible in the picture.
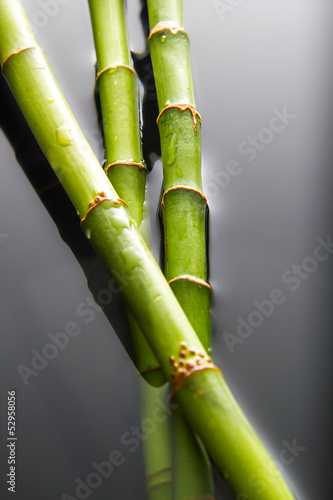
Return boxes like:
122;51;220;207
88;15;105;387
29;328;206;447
1;1;332;499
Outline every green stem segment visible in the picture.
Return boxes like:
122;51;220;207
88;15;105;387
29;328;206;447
139;381;172;500
88;2;171;497
147;0;211;353
88;0;163;387
0;1;296;498
147;1;214;498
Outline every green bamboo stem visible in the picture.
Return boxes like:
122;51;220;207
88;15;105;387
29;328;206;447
147;0;295;498
147;0;210;350
88;3;171;498
88;0;163;389
171;409;215;500
0;2;296;498
147;1;214;498
139;381;172;500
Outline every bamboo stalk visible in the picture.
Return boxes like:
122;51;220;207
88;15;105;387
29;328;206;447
146;1;294;499
147;1;211;351
88;0;163;388
88;2;171;498
139;381;172;500
146;1;215;498
0;1;296;498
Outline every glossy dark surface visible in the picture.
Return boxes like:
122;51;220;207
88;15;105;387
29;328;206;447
1;1;332;499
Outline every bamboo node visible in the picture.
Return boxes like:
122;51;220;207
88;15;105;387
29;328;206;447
161;185;208;208
147;21;189;42
104;160;148;175
1;46;41;72
168;274;212;291
144;466;172;486
80;191;127;225
169;343;221;398
138;366;161;376
145;480;172;496
156;104;202;132
96;64;137;84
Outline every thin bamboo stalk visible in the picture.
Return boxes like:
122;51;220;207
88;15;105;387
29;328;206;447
146;1;215;498
0;2;296;498
147;1;211;351
139;381;172;500
88;3;171;498
88;0;163;389
146;1;295;499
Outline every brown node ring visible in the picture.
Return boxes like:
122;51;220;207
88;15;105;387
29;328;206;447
161;185;208;208
147;21;189;42
104;160;148;175
96;64;137;84
156;104;202;133
144;466;172;486
138;366;161;377
1;46;41;72
169;342;221;399
168;275;212;291
80;191;127;226
145;481;172;496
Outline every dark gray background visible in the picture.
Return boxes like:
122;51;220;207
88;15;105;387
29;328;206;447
1;0;333;499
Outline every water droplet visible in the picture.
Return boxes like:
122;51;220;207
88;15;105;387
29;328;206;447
112;214;130;232
166;130;177;165
85;228;91;239
47;97;54;103
176;167;183;178
167;154;176;166
128;217;137;229
121;246;140;272
56;124;72;146
161;35;166;43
